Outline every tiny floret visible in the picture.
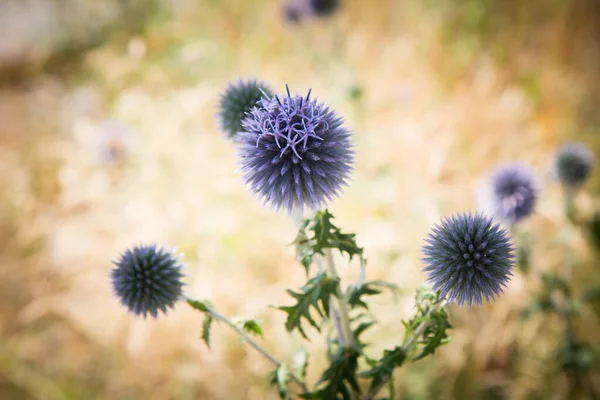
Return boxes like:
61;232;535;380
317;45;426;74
238;86;354;212
218;79;273;139
421;212;515;306
553;142;594;188
480;163;539;224
111;244;185;318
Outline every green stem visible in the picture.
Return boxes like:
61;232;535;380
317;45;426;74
324;248;355;349
186;299;309;394
362;301;446;400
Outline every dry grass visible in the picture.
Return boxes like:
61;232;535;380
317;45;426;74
0;0;599;399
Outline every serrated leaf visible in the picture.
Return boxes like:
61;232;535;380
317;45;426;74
360;347;406;392
347;280;401;310
276;273;339;339
202;314;213;348
301;347;360;400
187;299;210;313
295;210;364;272
310;210;363;260
232;317;263;337
414;308;452;360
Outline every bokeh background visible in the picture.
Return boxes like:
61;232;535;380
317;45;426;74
1;0;599;399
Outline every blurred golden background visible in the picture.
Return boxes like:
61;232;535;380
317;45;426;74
1;0;599;399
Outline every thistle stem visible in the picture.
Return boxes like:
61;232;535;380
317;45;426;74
186;299;309;393
324;248;355;349
362;301;446;400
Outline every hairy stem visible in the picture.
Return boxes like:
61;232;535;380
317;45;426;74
362;301;446;400
324;248;355;349
186;299;309;393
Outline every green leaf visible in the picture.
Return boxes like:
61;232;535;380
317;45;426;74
295;209;364;273
519;295;553;319
401;285;452;361
187;299;210;313
276;273;339;339
301;347;360;400
347;280;400;309
582;286;600;303
310;210;364;260
516;233;531;274
270;364;291;400
202;314;213;348
414;308;452;360
360;347;406;392
232;317;263;337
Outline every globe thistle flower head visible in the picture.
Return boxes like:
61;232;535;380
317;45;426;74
111;244;185;318
217;79;273;139
421;212;515;306
553;142;595;188
238;85;354;213
480;163;539;224
310;0;341;16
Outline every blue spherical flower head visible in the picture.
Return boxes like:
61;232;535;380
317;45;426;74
480;163;539;224
421;212;515;306
111;244;185;318
217;79;273;139
238;86;354;212
310;0;341;16
553;142;595;189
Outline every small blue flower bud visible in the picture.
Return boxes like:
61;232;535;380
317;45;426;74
480;163;539;224
553;142;594;188
421;212;515;306
111;244;185;318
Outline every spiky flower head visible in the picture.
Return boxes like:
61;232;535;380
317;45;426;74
111;244;185;318
479;163;539;224
310;0;341;16
553;142;595;188
238;86;354;212
217;79;273;139
421;212;515;306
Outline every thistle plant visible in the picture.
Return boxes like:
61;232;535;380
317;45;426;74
110;84;518;399
480;163;539;225
479;163;539;274
552;142;595;222
519;142;599;399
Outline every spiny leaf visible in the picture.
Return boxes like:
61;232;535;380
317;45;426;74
187;299;210;313
276;273;339;339
402;285;452;361
414;308;452;360
347;280;401;309
310;210;363;260
360;347;406;392
233;317;263;337
202;314;213;348
295;209;364;273
301;347;360;400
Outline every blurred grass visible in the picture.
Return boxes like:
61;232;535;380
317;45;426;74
0;0;599;399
